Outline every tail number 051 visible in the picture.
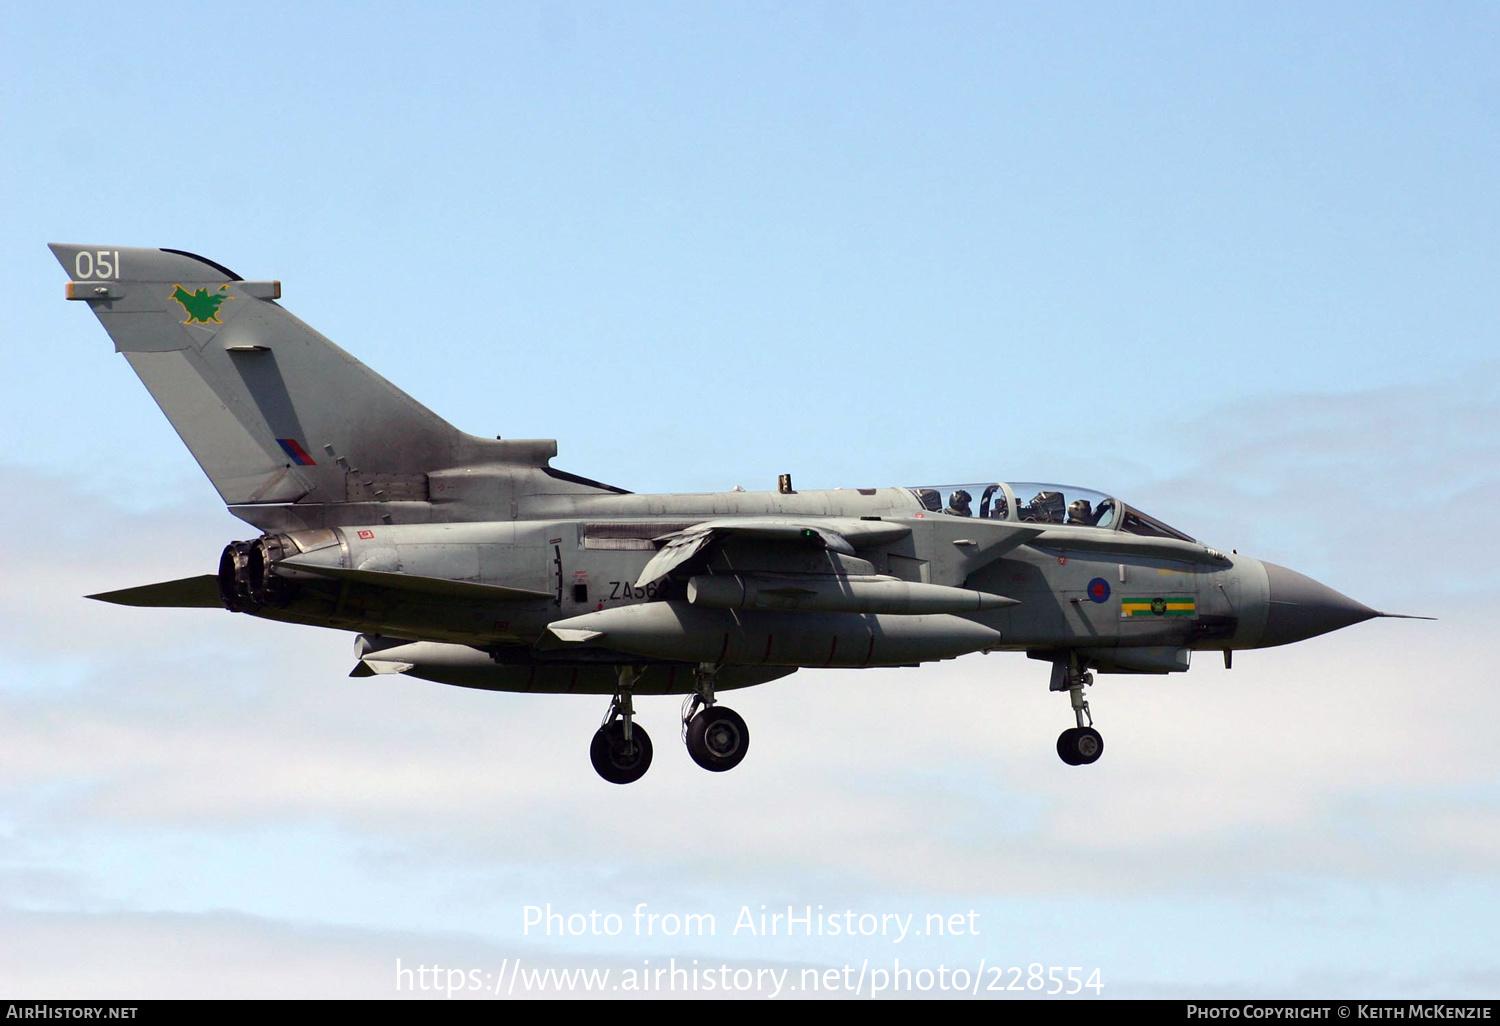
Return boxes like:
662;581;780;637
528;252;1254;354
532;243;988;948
75;250;122;281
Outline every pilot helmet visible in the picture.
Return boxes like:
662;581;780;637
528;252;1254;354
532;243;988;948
1068;498;1093;522
949;489;971;509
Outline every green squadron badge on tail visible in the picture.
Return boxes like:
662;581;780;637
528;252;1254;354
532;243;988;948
170;284;232;324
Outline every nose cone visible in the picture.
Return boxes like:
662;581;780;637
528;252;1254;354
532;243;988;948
1259;562;1379;647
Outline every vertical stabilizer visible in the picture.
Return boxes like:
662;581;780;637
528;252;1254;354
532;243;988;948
52;244;540;509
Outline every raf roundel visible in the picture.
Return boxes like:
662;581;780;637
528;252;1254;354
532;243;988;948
1087;578;1111;604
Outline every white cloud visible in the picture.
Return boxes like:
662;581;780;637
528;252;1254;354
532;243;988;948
1139;365;1500;595
0;906;722;999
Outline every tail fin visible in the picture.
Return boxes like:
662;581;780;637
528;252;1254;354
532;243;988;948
52;244;546;510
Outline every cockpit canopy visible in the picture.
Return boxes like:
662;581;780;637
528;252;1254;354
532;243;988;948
907;482;1194;542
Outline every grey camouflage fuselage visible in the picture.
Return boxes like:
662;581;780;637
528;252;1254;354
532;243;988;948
54;244;1414;776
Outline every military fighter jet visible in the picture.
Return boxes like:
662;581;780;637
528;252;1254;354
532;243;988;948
53;244;1424;783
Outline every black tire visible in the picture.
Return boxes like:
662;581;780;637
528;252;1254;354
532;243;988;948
686;706;750;772
1057;726;1104;766
1056;727;1082;766
590;721;653;784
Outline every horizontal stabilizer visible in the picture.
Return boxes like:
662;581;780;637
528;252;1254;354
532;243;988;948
88;575;223;608
279;559;553;603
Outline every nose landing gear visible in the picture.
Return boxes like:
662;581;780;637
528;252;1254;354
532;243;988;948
1051;660;1104;766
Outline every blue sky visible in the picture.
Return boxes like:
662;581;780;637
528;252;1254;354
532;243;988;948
3;0;1498;998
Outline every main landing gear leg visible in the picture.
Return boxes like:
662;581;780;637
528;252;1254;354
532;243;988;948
682;662;750;773
1051;658;1104;766
590;668;653;785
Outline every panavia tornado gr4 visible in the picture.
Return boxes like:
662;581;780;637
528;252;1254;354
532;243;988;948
53;244;1425;783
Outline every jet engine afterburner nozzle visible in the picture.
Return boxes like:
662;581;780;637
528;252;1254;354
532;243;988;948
218;535;298;612
217;540;253;612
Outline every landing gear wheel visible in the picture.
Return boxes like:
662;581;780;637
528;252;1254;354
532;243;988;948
686;706;749;772
1056;726;1103;766
590;721;653;784
1057;728;1081;766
